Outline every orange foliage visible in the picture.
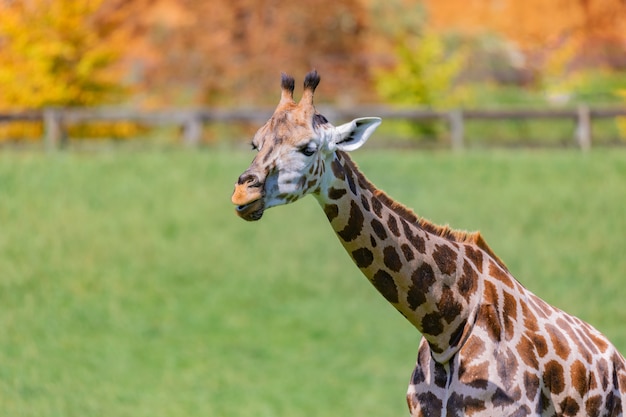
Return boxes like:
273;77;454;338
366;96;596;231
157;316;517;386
110;0;373;107
423;0;626;49
1;0;624;114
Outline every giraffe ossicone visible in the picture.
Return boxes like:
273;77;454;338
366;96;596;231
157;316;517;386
232;71;626;416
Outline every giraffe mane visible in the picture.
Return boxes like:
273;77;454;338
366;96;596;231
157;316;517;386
339;152;509;271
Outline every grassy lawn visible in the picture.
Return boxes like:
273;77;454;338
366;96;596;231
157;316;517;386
0;148;625;416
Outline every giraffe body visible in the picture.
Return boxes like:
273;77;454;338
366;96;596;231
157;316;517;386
231;71;626;416
408;259;625;417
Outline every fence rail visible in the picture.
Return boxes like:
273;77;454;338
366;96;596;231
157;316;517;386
1;105;625;151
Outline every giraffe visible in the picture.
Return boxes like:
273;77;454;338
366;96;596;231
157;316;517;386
231;70;626;416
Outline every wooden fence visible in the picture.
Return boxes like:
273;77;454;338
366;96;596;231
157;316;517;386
1;105;625;151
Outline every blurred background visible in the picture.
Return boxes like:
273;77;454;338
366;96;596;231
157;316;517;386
1;0;626;146
1;2;625;417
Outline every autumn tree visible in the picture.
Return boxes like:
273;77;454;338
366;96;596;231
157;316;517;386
421;0;626;67
0;0;129;110
113;0;373;107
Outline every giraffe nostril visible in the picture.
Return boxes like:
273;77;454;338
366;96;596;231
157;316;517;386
238;173;262;187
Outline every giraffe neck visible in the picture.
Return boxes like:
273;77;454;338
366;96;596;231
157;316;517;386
313;151;502;362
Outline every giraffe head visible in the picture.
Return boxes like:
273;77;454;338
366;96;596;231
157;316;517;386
231;70;381;221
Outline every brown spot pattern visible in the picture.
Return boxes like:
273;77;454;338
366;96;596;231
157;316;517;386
517;336;539;368
483;280;499;308
400;243;415;261
520;301;539;332
411;347;429;385
589;333;609;353
432;244;458;275
360;194;370;211
544;360;565;394
328;187;347;200
457;260;478;303
371;270;398;303
331;157;345;179
387;215;400;237
497;347;519;390
616;353;626;386
597;358;609;391
560;396;580;416
585;395;602;416
401;218;426;254
343;163;357;195
337;200;364;242
492;387;515;408
577;327;600;356
465;245;484;273
356;171;369;190
447;392;487;415
407;263;436;310
448;319;467;347
412;234;426;254
546;324;571;360
434;362;448;388
370;218;387;241
461;335;485;360
570;360;588;397
414;392;442;416
489;260;514;288
529;298;549;320
524;371;540;401
352;247;373;269
437;286;462;324
588;371;598;391
371;196;383;217
422;311;444;336
323;204;338;222
533;334;549;357
538;298;555;319
383;246;402;272
502;291;518;340
460;360;489;389
478;303;501;341
556;317;577;342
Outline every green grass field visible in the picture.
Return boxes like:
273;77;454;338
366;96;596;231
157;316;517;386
1;148;625;416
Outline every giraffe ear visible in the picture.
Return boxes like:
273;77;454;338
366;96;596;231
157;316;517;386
331;117;382;152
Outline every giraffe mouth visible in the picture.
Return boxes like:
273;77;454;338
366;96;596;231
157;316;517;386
235;198;265;221
232;180;266;221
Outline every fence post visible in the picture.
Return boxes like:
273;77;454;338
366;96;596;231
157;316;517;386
448;109;464;151
576;104;591;152
43;108;66;151
182;113;203;147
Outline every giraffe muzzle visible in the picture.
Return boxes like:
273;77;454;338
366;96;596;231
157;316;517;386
231;181;266;221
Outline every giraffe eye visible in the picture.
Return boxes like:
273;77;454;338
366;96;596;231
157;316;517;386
251;142;259;151
299;143;317;157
